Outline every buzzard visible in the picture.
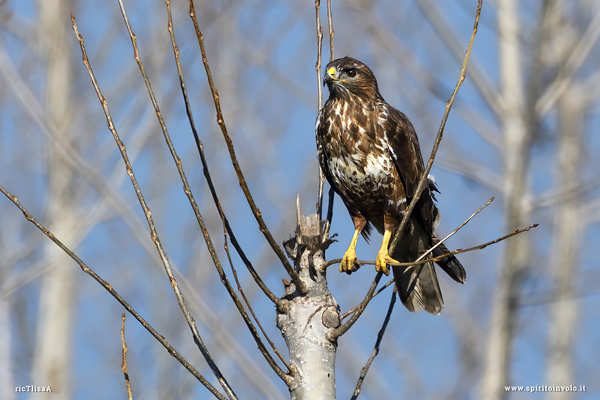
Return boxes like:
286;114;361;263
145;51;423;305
316;56;466;315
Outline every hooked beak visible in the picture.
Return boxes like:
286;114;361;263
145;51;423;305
323;66;344;85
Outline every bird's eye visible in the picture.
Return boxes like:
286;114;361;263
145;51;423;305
346;68;357;78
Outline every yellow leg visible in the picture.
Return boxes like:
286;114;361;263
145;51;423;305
340;228;361;274
375;230;398;276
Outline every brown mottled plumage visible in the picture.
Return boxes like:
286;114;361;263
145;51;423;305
316;57;465;315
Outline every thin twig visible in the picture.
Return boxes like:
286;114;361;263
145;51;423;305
338;196;494;320
339;223;539;319
0;182;227;400
340;278;394;321
351;289;397;400
166;0;288;379
326;0;334;62
121;312;133;400
328;272;383;340
121;0;291;387
74;10;238;399
416;0;501;120
179;1;293;384
535;6;600;116
315;0;326;221
429;223;539;262
220;209;291;371
315;0;324;113
413;196;494;264
324;258;376;269
163;0;279;306
388;224;540;268
318;1;336;231
188;0;307;295
326;195;493;271
389;0;483;255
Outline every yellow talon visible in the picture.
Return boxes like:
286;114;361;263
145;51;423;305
340;228;361;274
375;230;397;276
340;248;359;274
375;251;396;276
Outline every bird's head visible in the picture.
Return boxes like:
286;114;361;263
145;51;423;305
323;56;382;101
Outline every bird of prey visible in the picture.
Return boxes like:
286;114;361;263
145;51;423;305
316;56;466;315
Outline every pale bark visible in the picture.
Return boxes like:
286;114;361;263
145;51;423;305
30;0;76;398
545;86;583;400
278;206;338;400
0;298;14;400
480;0;531;398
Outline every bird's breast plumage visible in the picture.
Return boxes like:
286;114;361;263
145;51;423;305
316;97;407;231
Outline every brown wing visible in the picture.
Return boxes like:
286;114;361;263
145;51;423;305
383;105;437;234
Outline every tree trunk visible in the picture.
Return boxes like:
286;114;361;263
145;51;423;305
30;0;76;398
545;86;582;400
278;203;338;400
480;0;531;398
0;298;14;400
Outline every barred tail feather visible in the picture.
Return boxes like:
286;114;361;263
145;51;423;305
432;239;467;284
391;229;465;315
392;261;444;315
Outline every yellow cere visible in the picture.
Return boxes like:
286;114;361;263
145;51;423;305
327;67;336;77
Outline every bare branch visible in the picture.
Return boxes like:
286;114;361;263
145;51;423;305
120;313;133;400
320;0;336;226
536;6;600;116
73;11;238;398
416;0;501;120
389;0;482;255
163;1;291;381
435;157;503;192
338;196;495;320
315;0;324;117
415;197;495;263
164;0;279;306
374;223;538;269
0;183;227;400
326;0;334;62
350;289;397;400
328;272;383;340
187;0;306;295
221;213;291;372
338;223;538;323
413;223;539;266
340;278;395;321
316;0;326;221
120;0;292;386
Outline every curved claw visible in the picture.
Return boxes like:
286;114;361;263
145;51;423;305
375;250;396;276
340;227;362;275
340;248;361;274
